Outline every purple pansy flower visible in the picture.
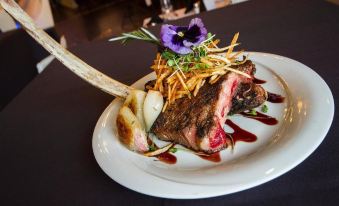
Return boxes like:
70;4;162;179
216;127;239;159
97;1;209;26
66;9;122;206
160;18;207;55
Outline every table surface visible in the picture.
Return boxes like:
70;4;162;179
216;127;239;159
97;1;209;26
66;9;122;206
1;0;339;205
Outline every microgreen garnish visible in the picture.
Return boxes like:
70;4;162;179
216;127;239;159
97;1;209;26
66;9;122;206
167;59;175;67
169;148;178;153
159;45;211;73
249;109;257;116
162;50;177;60
149;145;156;152
261;104;269;113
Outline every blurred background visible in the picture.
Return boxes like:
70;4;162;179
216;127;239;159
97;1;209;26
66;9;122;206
0;0;250;110
1;0;338;110
1;0;251;45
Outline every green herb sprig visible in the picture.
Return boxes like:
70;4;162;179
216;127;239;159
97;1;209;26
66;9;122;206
109;28;160;45
249;109;257;116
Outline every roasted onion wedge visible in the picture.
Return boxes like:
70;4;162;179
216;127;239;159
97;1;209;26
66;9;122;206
143;90;164;131
123;90;147;129
116;106;149;152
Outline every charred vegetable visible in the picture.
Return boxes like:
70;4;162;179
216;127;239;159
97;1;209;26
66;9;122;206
116;106;149;152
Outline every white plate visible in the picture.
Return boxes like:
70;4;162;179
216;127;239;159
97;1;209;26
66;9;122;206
92;52;334;199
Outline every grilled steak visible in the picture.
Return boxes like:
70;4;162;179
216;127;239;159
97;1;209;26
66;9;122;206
151;60;267;153
229;82;267;115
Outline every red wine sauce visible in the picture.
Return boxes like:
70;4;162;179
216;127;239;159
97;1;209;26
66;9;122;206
253;77;267;84
240;111;278;125
148;139;177;164
156;152;177;164
225;119;257;143
267;92;285;103
198;152;221;163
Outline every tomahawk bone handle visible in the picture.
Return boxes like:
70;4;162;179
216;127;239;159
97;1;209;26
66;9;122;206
0;0;131;98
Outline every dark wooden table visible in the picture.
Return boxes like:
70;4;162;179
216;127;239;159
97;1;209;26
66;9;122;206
1;0;339;205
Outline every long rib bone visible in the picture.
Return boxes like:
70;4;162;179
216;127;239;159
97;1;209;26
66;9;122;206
0;0;131;98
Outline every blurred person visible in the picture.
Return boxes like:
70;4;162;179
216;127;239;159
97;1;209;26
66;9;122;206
0;0;54;32
0;5;16;32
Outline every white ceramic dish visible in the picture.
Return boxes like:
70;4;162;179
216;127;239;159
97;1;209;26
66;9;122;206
92;52;334;199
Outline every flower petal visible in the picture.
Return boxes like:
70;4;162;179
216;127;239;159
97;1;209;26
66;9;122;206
161;24;191;54
160;25;176;46
183;18;207;47
167;35;192;54
188;18;207;32
172;26;187;33
160;25;176;40
160;18;207;54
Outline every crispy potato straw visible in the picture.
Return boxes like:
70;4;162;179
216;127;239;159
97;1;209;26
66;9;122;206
150;33;249;110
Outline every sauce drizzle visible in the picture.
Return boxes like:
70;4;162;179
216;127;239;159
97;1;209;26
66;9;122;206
267;92;285;103
198;152;221;162
156;152;177;164
240;111;278;125
225;119;257;143
253;77;267;84
199;119;258;163
148;139;177;164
